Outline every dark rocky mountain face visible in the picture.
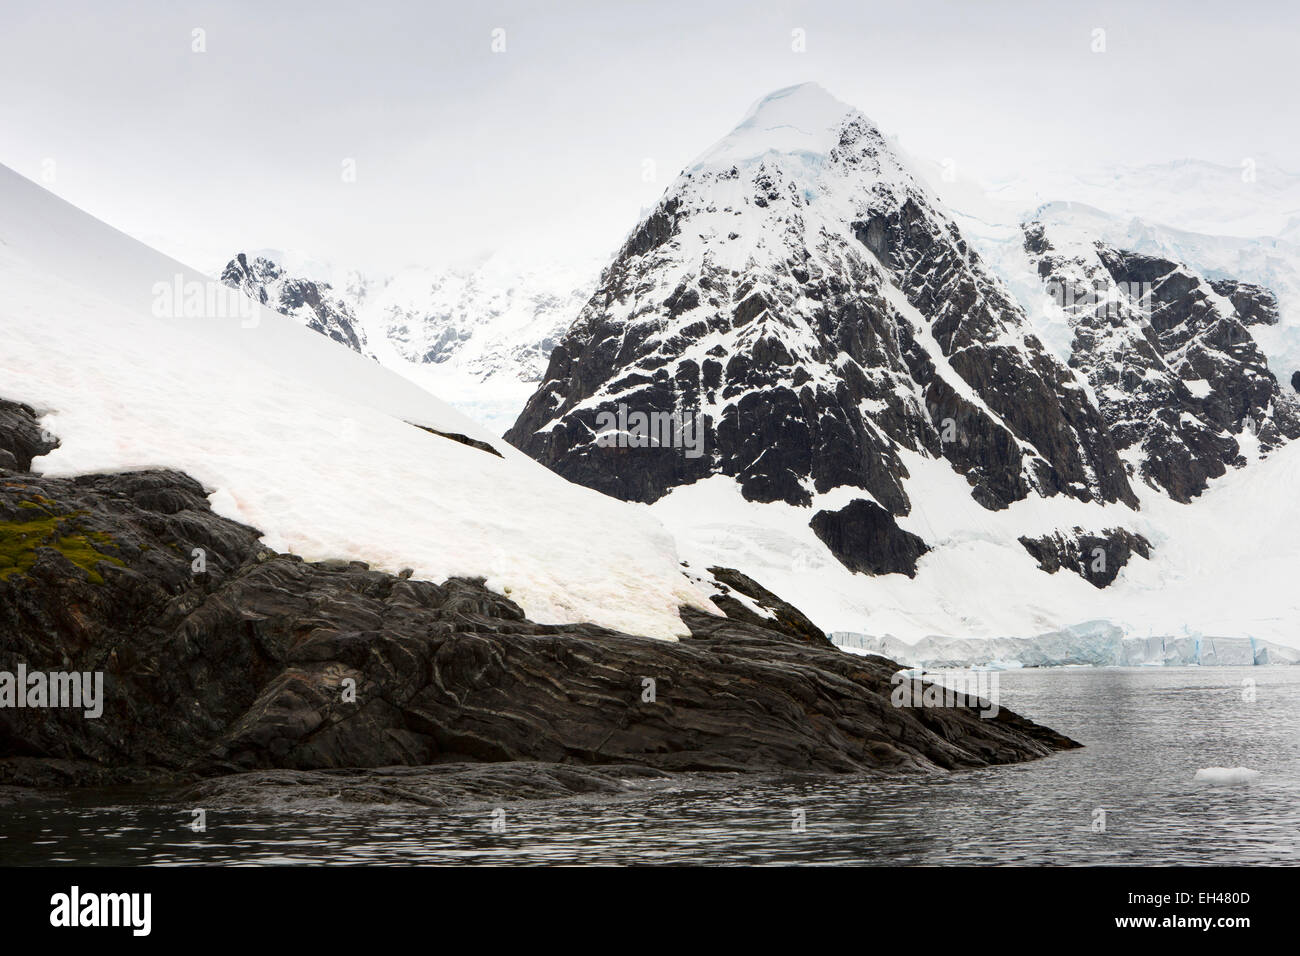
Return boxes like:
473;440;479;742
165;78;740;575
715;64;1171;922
810;499;930;578
1018;527;1152;589
1023;219;1300;502
221;252;371;356
506;84;1137;581
0;402;1077;787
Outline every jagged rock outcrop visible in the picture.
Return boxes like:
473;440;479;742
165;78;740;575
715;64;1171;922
0;400;58;472
1100;248;1299;446
703;566;830;646
1017;527;1152;588
810;499;929;577
1207;278;1281;328
1023;216;1300;501
507;84;1137;583
0;403;1077;787
221;252;372;355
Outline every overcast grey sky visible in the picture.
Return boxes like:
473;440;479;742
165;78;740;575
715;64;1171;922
2;0;1296;274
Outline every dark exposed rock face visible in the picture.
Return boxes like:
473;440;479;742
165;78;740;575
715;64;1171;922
809;499;929;578
1294;370;1300;394
1098;248;1297;445
856;202;1135;512
1208;278;1281;328
0;400;59;472
221;252;371;356
405;421;503;458
0;403;1077;787
506;85;1137;546
1018;527;1152;588
1023;221;1300;502
703;566;830;646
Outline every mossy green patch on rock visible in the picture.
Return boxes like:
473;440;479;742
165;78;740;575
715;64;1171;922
0;513;125;585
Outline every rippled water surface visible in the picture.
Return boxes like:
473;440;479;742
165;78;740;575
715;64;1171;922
2;667;1297;864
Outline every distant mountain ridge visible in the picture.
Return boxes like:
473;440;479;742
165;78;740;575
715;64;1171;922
218;250;597;435
221;252;373;357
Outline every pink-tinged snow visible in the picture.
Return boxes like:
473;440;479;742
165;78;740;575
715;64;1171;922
0;163;712;639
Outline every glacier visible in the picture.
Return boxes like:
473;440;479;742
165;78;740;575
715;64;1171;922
832;622;1300;668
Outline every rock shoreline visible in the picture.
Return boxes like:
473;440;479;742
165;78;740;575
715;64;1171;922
1;400;1078;794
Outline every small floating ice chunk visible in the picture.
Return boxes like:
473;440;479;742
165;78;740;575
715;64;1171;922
1194;767;1261;786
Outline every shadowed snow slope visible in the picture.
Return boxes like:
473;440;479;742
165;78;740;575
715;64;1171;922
0;163;711;639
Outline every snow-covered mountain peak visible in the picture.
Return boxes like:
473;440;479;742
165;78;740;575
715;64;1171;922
692;82;871;170
506;85;1300;648
510;84;1140;576
687;82;916;207
243;247;343;286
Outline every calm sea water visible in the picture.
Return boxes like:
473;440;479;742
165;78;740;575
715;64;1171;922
2;666;1297;865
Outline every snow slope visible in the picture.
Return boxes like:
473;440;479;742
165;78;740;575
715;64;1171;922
0;163;710;639
655;436;1300;649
